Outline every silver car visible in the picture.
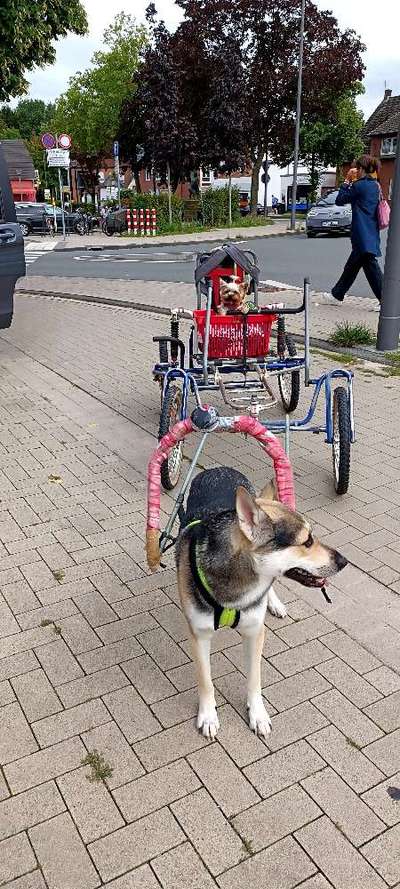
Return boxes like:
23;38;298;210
306;190;351;238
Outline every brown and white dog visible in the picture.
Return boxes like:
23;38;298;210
217;276;248;314
176;467;347;739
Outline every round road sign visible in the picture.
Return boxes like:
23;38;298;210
41;132;56;149
58;133;72;149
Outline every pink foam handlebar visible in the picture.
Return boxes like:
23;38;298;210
146;415;295;535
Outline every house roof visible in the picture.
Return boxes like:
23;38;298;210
363;95;400;138
370;110;400;137
0;139;35;180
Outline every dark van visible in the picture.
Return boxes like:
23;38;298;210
0;143;26;328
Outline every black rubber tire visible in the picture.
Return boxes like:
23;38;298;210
307;232;316;238
332;386;351;495
278;335;301;413
159;384;183;490
102;221;114;236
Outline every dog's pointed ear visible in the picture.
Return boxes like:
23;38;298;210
258;479;278;502
236;486;260;540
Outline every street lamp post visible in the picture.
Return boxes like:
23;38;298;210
290;0;306;232
377;129;400;351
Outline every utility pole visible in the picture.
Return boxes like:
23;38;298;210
377;129;400;351
290;0;306;231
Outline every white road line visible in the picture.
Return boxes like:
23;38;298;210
25;240;58;265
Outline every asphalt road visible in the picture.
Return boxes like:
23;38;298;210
26;231;387;298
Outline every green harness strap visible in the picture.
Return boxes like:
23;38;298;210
185;520;240;630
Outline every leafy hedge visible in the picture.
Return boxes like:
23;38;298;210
201;185;241;226
120;185;241;231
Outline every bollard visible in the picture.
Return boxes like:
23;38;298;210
377;129;400;351
151;208;157;236
145;208;151;236
132;209;138;236
126;209;131;235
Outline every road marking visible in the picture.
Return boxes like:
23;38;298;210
73;256;192;264
25;241;58;265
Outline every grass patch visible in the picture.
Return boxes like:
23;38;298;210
48;473;62;484
312;348;360;366
82;749;113;783
329;322;375;348
385;351;400;375
52;569;65;583
123;216;274;237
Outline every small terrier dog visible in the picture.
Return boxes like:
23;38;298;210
217;276;248;314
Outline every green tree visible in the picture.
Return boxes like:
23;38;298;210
301;86;365;201
0;0;87;102
52;12;147;198
6;99;55;139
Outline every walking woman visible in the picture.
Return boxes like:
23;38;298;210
331;155;383;304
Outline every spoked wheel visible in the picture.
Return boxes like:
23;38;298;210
159;384;183;490
278;334;301;413
332;386;351;495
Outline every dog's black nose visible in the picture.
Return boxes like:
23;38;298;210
334;551;348;571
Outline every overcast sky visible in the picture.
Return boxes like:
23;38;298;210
24;0;399;118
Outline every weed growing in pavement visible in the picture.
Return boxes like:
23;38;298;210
329;322;375;348
82;750;113;783
241;837;255;857
48;473;62;483
385;351;400;375
346;736;361;750
40;618;53;627
52;569;65;582
312;348;360;366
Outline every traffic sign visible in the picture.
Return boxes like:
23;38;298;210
58;133;72;149
113;140;119;157
46;148;70;168
41;132;56;150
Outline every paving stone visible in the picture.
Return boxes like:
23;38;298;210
152;841;217;888
97;612;157;644
0;624;56;659
364;666;400;695
267;701;328;752
364;729;400;776
0;702;38;763
269;640;333;677
29;811;100;889
312;689;383;746
362;772;400;826
0;780;65;840
82;721;144;790
136;627;188;671
57;612;102;654
20;560;56;591
4;736;86;793
364;690;400;732
113;588;169;618
122;654;176;703
0;834;37;886
77;637;144;674
217;835;316;889
295;877;332;889
103;685;160;743
0;768;8;801
362;825;400;886
58;664;129;707
180;626;241;658
0;871;47;889
212;703;270;767
37;577;95;606
0;600;21;636
302;766;385;846
244;741;325;798
150;602;189;642
295;815;387;889
134;718;212;771
11;668;62;721
1;579;40;614
224;644;284;686
316;657;382;708
307;726;385;793
17;598;78;630
57;764;124;842
188;743;260;817
233;783;321;853
171;788;243;876
89;807;184;882
0;650;38;682
32;698;109;747
321;630;381;673
114;758;200;821
275;615;335;648
102;864;160;889
34;638;83;685
73;589;117;626
264;668;331;712
0;679;14;705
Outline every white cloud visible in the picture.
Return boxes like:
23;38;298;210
21;0;400;118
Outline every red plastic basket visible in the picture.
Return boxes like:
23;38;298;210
194;310;277;360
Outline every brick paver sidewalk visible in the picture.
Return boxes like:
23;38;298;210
0;293;400;887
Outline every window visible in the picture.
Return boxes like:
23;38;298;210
145;168;152;182
201;167;211;184
381;136;397;157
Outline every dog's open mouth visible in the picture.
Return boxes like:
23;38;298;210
284;567;327;588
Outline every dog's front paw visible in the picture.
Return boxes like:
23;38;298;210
248;698;271;737
267;587;287;618
197;706;219;739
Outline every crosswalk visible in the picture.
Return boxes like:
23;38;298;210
25;240;58;266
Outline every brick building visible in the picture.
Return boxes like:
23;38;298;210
0;139;36;202
363;88;400;201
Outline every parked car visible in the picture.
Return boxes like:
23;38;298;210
15;202;82;236
239;192;251;216
0;144;25;329
306;190;352;238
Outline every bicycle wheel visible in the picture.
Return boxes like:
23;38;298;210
278;334;301;413
332;387;351;495
159;384;183;490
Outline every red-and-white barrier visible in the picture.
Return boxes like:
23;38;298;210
125;209;157;236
